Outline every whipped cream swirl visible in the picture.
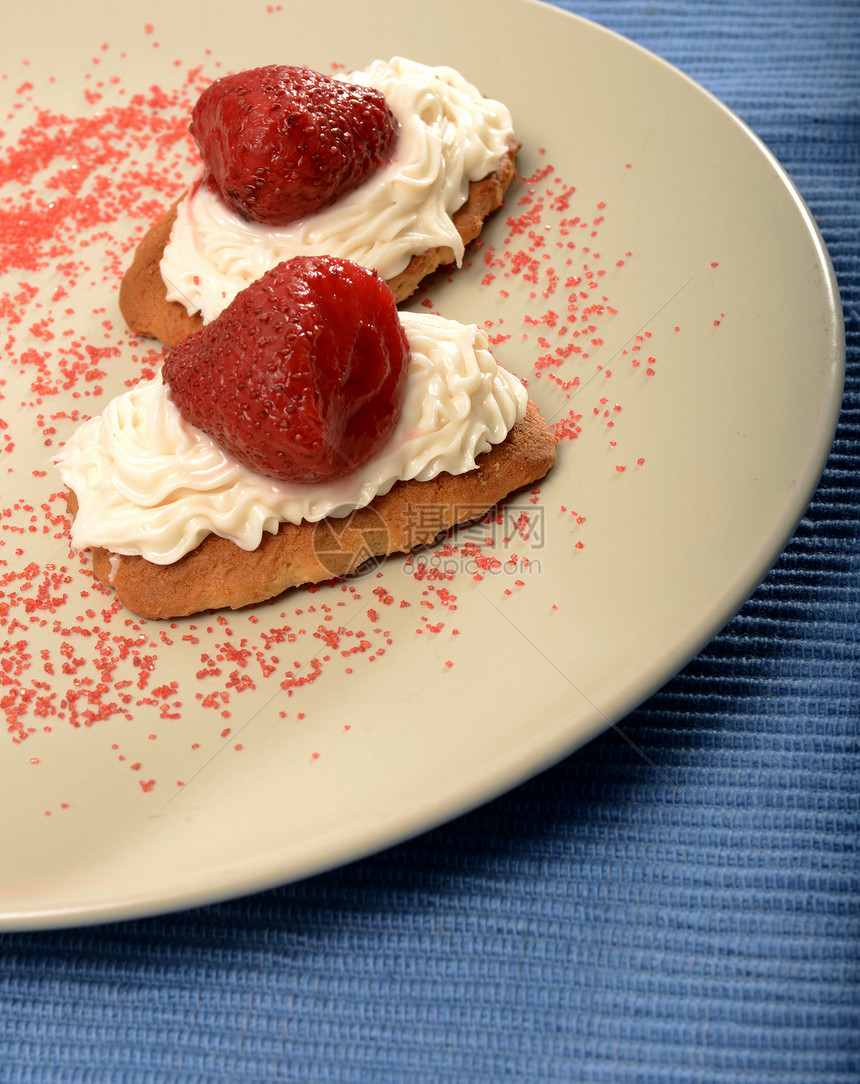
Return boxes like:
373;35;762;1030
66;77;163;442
55;313;527;565
160;57;515;322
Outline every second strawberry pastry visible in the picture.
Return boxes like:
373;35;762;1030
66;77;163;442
59;256;556;619
120;57;520;347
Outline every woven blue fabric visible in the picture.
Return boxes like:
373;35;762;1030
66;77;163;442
2;2;857;1081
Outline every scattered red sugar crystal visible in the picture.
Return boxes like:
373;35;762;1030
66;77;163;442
2;51;722;816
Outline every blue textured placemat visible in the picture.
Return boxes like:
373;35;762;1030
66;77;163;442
2;2;858;1081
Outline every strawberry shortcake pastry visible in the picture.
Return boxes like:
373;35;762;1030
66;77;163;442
60;256;556;619
120;57;520;347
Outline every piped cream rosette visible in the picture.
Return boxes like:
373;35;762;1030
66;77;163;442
56;312;527;565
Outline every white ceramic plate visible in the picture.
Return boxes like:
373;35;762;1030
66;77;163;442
0;0;843;928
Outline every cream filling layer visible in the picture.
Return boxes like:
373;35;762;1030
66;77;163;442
55;313;527;565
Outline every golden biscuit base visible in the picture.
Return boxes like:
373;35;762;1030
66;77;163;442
70;398;556;620
118;137;520;348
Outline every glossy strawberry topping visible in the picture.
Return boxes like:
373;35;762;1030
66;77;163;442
162;256;410;484
189;64;399;226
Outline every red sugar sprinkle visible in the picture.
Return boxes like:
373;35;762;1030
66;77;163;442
3;58;667;814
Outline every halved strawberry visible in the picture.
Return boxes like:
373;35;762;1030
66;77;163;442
162;256;410;484
190;64;399;226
